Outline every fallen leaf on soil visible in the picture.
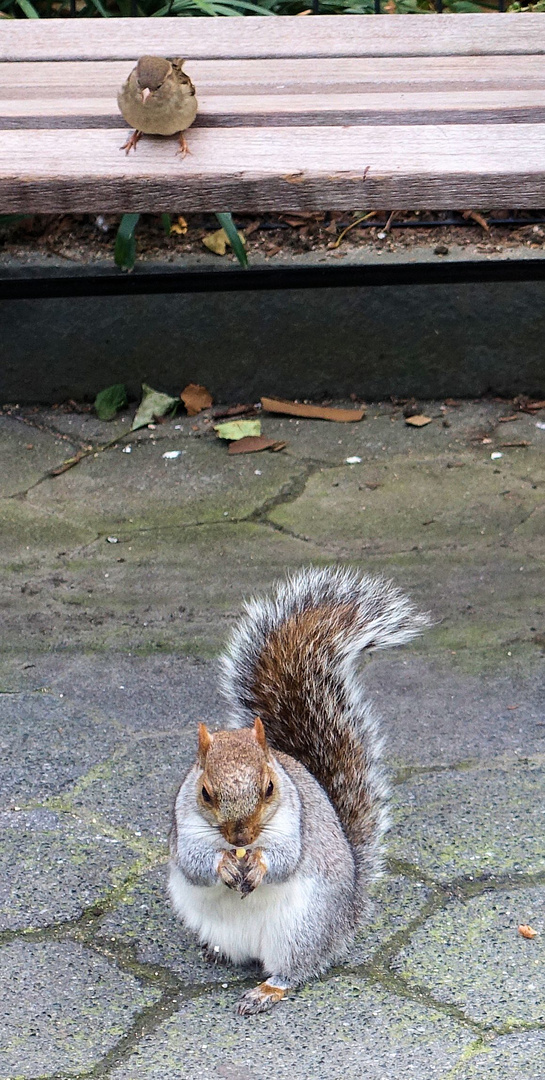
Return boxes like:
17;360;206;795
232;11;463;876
405;414;433;427
228;436;286;455
214;419;261;441
212;404;258;421
282;173;305;184
261;397;365;422
132;384;178;431
202;227;246;257
462;210;490;232
49;450;86;476
498;415;519;422
94;383;127;421
170;215;188;236
181;383;213;416
518;925;537;939
499;441;530;447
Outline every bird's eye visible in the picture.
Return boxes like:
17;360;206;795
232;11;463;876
266;780;274;798
201;786;212;803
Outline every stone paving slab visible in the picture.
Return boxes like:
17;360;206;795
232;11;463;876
268;448;544;554
0;807;139;930
394;886;545;1026
454;1032;545;1079
0;414;76;498
71;732;196;841
0;690;123;803
26;437;306;532
108;979;473;1080
390;762;545;881
0;939;160;1079
0;522;320;658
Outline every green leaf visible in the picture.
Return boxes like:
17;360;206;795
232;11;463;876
87;0;112;14
161;213;172;236
215;212;248;269
115;213;140;272
132;383;178;431
94;383;128;421
16;0;40;15
214;419;261;441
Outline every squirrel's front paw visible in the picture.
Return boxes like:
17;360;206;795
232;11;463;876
240;849;267;896
217;850;245;891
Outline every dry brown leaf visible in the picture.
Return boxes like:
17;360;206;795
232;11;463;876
405;415;433;427
518;924;537;939
181;383;213;416
261;397;365;423
202;228;227;256
282;174;305;184
212;404;257;421
170;215;188;236
49;450;86;476
228;436;287;455
463;210;490;232
499;440;530;447
525;400;545;411
498;415;519;422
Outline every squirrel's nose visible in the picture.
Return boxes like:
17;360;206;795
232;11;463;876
224;824;254;847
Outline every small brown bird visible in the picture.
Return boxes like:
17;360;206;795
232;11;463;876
118;55;198;156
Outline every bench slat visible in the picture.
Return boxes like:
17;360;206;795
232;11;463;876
5;92;545;130
3;124;545;212
3;56;545;99
2;14;545;63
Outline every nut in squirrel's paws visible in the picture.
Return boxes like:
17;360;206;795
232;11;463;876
237;982;287;1016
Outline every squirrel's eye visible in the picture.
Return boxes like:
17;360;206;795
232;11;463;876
266;780;274;798
201;786;212;803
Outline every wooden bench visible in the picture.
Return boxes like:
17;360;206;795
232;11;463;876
2;13;545;214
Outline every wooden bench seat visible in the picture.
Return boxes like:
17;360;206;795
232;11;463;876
2;13;545;213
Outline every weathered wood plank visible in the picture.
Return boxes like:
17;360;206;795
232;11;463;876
2;14;545;63
5;91;545;130
4;56;545;100
3;124;545;212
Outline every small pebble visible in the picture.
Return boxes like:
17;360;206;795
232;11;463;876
346;456;362;464
122;446;132;453
491;452;503;459
162;450;182;459
434;243;449;256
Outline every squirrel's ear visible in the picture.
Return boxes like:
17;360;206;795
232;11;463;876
252;716;268;752
198;723;213;765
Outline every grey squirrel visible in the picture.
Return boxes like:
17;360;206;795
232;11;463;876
168;566;429;1015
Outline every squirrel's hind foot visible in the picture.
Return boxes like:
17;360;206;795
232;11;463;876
237;982;288;1016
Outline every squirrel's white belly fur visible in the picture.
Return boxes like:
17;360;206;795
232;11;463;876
169;864;315;970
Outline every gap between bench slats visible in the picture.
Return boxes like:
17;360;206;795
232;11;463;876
3;124;545;213
2;14;545;63
4;92;545;130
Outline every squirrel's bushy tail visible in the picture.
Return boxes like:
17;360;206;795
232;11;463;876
221;566;430;891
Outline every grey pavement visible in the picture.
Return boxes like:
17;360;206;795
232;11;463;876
0;398;544;1079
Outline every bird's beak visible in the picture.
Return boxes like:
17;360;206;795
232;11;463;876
140;87;151;103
